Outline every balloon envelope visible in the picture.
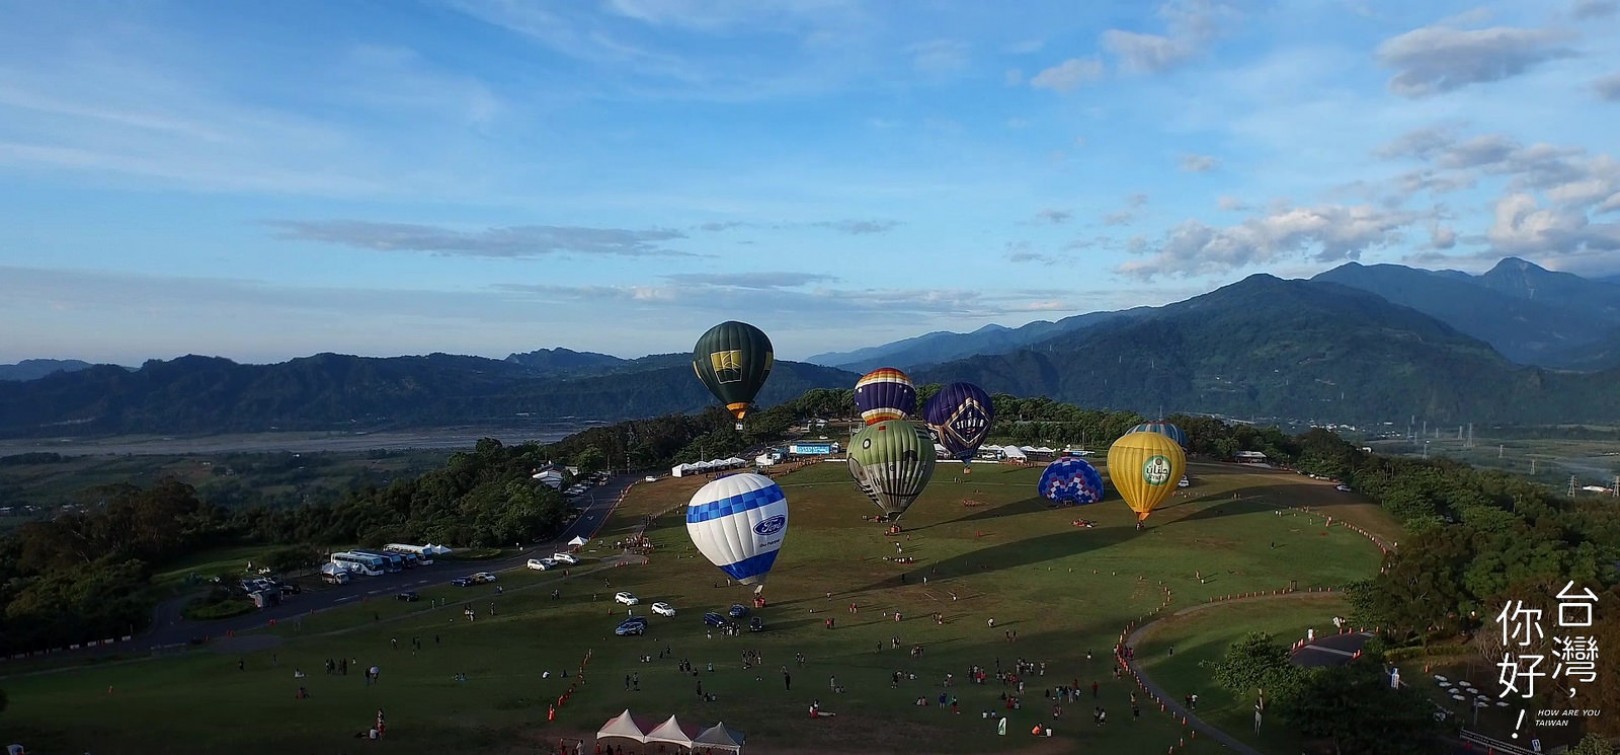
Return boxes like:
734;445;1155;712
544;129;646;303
1038;455;1106;505
854;368;917;425
1107;431;1186;521
847;420;936;521
692;321;774;423
922;382;994;463
686;473;789;586
1127;421;1188;449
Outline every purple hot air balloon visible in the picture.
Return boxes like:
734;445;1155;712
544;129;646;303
923;382;994;467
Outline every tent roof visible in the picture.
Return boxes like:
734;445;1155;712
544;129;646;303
596;709;646;743
693;721;746;748
1001;446;1027;458
644;715;699;747
723;456;747;464
568;535;588;546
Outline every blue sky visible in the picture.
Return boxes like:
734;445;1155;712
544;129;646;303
2;0;1619;364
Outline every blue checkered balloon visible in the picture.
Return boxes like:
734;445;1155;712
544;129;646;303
1037;455;1106;505
686;473;790;589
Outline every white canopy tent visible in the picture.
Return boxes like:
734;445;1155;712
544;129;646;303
596;709;647;745
567;536;588;547
1001;446;1028;460
692;721;746;754
644;715;697;750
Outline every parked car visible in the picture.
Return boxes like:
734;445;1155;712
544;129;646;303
748;617;765;633
551;553;579;565
614;591;640;605
526;558;554;571
651;602;676;617
703;612;731;629
727;603;750;618
321;571;350;585
615;617;648;636
451;576;474;587
396;591;420;602
473;572;497;583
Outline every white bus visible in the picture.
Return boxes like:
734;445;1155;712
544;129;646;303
354;550;403;573
384;544;431;566
331;551;386;576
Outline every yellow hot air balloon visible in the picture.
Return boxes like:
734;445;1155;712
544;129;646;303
1107;430;1186;524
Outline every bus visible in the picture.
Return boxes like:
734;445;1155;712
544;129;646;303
355;551;403;573
331;551;386;577
384;545;430;566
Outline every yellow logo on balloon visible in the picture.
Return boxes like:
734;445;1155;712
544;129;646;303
710;350;744;382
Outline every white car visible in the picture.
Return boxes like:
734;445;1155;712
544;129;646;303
551;552;579;565
614;591;640;606
526;558;553;571
651;602;676;617
474;571;497;583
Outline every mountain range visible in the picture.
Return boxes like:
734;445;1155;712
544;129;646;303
813;257;1620;374
0;359;98;382
4;257;1618;437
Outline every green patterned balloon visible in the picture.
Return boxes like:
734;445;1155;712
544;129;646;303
847;420;937;521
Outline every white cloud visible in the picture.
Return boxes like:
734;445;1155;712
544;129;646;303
1033;208;1072;224
661;271;838;289
908;39;971;73
1029;57;1104;93
1572;0;1618;19
1595;74;1620;101
265;220;694;258
811;219;901;234
1488;192;1620;254
1430;224;1458;249
1217;195;1249;211
1375;24;1577;98
1102;193;1150;226
1178;153;1220;172
1101;0;1231;74
1117;203;1419;279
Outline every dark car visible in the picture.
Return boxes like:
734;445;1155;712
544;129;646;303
727;603;750;618
396;591;420;602
451;577;473;587
748;617;765;632
703;612;730;628
615;617;648;637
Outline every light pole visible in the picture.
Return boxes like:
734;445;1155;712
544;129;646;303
1423;441;1430;459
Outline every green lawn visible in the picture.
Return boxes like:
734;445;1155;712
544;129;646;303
1134;594;1351;754
2;461;1388;754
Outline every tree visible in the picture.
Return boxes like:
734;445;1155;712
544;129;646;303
262;545;320;575
1571;734;1616;755
572;446;608;476
1279;660;1444;754
1206;632;1295;695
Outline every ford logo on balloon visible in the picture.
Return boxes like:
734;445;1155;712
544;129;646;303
753;515;787;537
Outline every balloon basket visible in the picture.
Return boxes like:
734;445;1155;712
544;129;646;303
735;423;744;431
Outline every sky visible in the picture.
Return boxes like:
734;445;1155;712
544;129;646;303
2;0;1619;365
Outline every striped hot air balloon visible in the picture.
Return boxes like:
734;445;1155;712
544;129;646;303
847;420;937;521
686;473;789;592
854;368;917;425
1037;454;1106;505
1126;421;1188;449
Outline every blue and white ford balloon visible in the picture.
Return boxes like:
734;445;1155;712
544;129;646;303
686;473;790;590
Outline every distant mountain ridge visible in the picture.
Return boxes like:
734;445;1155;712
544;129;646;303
807;308;1151;372
1312;257;1620;370
0;359;99;382
0;351;857;438
912;274;1620;425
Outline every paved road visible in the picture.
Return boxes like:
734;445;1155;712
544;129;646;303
131;472;642;652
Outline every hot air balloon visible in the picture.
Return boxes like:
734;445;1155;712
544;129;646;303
1126;421;1188;449
1107;431;1186;527
923;382;994;470
1038;454;1106;505
847;420;936;521
693;321;773;429
854;368;917;425
686;473;789;592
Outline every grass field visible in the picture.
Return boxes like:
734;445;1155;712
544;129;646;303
0;460;1395;754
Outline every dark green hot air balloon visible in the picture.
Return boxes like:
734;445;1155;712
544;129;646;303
693;321;774;429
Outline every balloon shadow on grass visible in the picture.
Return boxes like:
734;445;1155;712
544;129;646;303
837;525;1141;598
